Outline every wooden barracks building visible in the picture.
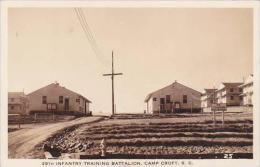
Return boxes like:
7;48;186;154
201;88;217;108
145;81;202;114
8;92;29;115
8;82;92;115
27;82;91;115
215;82;243;106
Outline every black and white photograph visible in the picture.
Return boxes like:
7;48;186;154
1;1;260;167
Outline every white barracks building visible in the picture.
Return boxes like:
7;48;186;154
239;74;253;106
145;81;202;114
215;82;243;106
27;82;91;115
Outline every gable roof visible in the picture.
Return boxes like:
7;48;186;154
27;82;91;103
8;92;25;96
216;82;243;92
204;89;217;93
8;92;26;98
144;81;201;102
239;74;253;87
144;93;153;102
202;88;217;95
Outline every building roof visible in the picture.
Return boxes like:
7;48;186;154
204;89;217;92
8;92;27;104
239;74;253;88
27;82;92;103
144;93;153;102
216;82;243;92
202;88;217;95
8;92;25;97
144;81;201;102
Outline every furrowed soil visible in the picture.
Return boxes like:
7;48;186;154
33;112;253;159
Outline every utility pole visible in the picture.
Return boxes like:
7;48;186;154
103;51;123;115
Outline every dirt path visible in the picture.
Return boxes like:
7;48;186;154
8;116;104;159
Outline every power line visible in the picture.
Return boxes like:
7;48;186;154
76;8;100;57
74;8;108;66
74;8;99;57
78;8;100;55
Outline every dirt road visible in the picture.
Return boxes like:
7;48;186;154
8;116;104;159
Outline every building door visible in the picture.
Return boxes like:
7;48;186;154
64;98;69;112
160;98;165;113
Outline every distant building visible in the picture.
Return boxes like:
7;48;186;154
27;82;91;115
216;82;243;106
8;92;29;115
201;88;217;108
239;74;253;106
144;81;202;114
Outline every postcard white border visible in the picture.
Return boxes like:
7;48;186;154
1;1;260;167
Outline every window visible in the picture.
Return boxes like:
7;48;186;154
230;96;234;100
239;88;243;92
153;97;157;101
230;88;234;92
166;95;171;103
210;100;213;103
183;95;187;103
59;96;63;104
160;98;165;104
11;105;14;110
76;98;80;103
42;96;47;104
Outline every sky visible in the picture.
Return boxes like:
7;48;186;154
8;8;253;114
